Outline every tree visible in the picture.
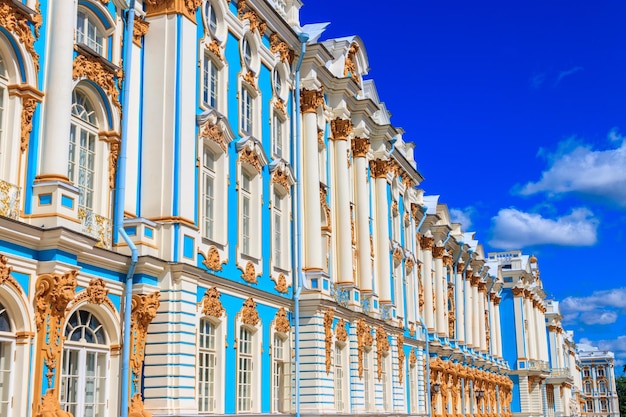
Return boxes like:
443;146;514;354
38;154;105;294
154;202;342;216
616;375;626;417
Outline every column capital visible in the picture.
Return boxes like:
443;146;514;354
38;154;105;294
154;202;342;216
433;246;445;259
512;287;525;297
369;159;389;179
457;261;465;273
300;88;324;113
471;275;481;286
443;253;453;267
478;282;487;293
145;0;203;23
351;137;370;157
419;235;435;251
330;118;353;141
492;295;501;306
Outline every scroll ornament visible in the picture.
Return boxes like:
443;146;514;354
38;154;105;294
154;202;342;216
324;309;334;374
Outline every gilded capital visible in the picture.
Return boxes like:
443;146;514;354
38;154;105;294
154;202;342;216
369;159;389;179
330;118;352;141
420;235;435;250
351;137;370;158
471;275;481;286
512;287;525;297
478;282;487;293
300;88;324;113
432;246;445;259
145;0;202;23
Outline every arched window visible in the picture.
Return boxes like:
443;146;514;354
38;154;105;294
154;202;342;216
59;309;108;417
0;302;13;417
0;54;7;154
204;1;217;34
334;342;348;412
69;90;98;210
76;10;106;56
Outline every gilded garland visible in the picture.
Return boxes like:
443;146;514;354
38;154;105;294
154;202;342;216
376;326;390;381
201;287;224;318
397;334;405;384
356;319;373;379
73;54;121;110
203;246;224;271
274;307;290;333
323;309;334;374
130;292;160;390
241;297;260;326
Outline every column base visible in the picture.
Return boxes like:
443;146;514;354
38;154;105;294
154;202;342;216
117;217;160;258
361;292;379;314
30;180;80;228
306;269;330;295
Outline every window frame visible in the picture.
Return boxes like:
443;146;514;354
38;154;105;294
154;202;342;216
69;89;98;211
0;301;14;417
271;332;292;413
236;323;261;413
75;8;111;58
197;316;226;414
202;54;219;109
240;85;254;136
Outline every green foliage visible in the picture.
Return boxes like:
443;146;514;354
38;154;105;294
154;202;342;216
616;375;626;417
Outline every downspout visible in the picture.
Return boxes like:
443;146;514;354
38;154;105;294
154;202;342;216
418;316;431;415
292;31;309;417
118;2;138;417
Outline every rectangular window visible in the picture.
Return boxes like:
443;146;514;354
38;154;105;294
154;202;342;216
237;327;253;412
382;358;389;411
202;148;216;240
242;173;251;255
272;113;283;158
77;11;104;55
0;86;5;151
0;340;12;417
59;348;107;417
334;346;344;411
273;192;282;268
240;88;252;134
203;56;218;108
409;365;418;413
198;319;216;413
272;336;291;413
363;351;371;410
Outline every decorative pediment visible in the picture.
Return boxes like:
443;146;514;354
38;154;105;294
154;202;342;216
269;159;295;191
236;136;269;173
197;109;235;152
241;297;260;326
274;307;290;333
72;54;121;110
201;287;224;318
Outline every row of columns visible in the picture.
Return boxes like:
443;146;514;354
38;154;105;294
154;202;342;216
513;287;549;363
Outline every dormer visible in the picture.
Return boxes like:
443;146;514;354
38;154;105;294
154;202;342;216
321;36;369;86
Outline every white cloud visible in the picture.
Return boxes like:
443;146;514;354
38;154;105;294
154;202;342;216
554;66;584;86
518;131;626;207
579;336;626;359
561;288;626;327
489;207;598;249
450;207;474;230
579;311;619;326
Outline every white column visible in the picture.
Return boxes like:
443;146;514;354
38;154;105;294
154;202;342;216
464;271;474;348
372;159;391;303
330;119;353;285
493;296;503;358
455;262;466;343
472;276;481;350
300;89;324;271
524;293;537;360
352;138;372;292
420;234;435;331
39;0;76;180
533;300;544;362
512;288;526;360
433;246;446;337
478;283;487;352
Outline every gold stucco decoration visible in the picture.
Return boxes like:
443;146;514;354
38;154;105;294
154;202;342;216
0;255;20;291
485;309;491;348
145;0;202;22
419;235;434;250
271;167;290;191
274;307;290;333
356;319;372;379
86;277;109;305
405;257;414;274
324;309;334;374
418;268;425;313
447;282;455;339
320;185;331;231
20;96;38;153
270;33;293;63
129;392;152;417
409;348;417;366
351;137;370;158
72;54;121;110
376;326;390;381
200;121;227;152
130;292;160;390
392;247;403;264
300;88;324;114
241;297;260;326
369;159;388;179
274;273;288;294
237;0;267;35
274;98;286;114
241;261;257;284
240;147;262;173
133;15;150;47
397;334;405;384
344;42;359;83
242;70;257;90
203;246;224;271
201;287;224;318
34;270;78;416
408;323;415;337
36;389;72;417
0;0;40;73
330;118;352;140
207;39;223;61
108;140;119;190
335;318;348;342
432;246;445;259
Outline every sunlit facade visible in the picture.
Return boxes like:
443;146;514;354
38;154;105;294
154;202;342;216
0;1;617;417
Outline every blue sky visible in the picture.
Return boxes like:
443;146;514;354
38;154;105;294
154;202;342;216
301;1;626;371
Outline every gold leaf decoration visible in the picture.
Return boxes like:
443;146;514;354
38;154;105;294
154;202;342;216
241;297;260;326
324;309;334;374
274;307;290;333
201;287;224;318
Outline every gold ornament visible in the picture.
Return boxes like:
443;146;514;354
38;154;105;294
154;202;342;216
274;307;290;333
324;309;334;374
241;297;260;326
201;287;224;318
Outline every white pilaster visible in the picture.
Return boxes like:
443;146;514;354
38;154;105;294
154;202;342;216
433;247;445;337
352;138;372;292
455;263;465;344
420;234;435;331
372;160;391;303
464;273;473;348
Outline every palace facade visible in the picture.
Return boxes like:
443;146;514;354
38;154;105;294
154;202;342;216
0;1;617;417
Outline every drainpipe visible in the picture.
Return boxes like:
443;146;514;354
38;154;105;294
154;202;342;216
117;2;138;417
292;31;310;417
418;316;432;416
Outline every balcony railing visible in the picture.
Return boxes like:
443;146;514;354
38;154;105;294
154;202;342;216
528;359;550;372
0;180;21;220
551;368;572;378
78;207;112;249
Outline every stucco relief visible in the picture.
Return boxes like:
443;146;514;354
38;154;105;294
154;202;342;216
200;121;228;152
0;0;40;72
274;307;290;333
130;292;160;392
73;54;121;110
323;309;334;374
0;254;20;292
133;15;150;46
397;334;405;384
274;273;288;294
356;319;373;378
335;318;348;343
375;325;389;381
201;287;224;318
145;0;202;22
241;297;260;326
270;33;293;63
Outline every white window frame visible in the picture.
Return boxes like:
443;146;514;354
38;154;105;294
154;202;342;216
272;187;290;271
202;146;217;241
0;56;6;162
59;310;110;417
272;332;292;413
197;316;226;413
381;351;392;411
363;348;373;411
271;111;285;160
76;9;107;57
69;90;98;211
334;342;349;412
239;166;261;260
409;362;418;413
202;54;219;109
0;302;14;417
236;323;261;413
240;86;254;135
